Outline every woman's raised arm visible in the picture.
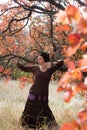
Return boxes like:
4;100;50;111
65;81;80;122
17;63;36;73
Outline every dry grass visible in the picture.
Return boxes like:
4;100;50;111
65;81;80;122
0;80;85;130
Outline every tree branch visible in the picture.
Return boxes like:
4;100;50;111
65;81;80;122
76;0;87;6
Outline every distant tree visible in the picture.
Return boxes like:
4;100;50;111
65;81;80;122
0;1;87;129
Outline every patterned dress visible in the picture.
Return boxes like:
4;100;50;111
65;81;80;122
17;61;67;129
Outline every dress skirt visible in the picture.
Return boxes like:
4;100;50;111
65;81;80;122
20;94;57;129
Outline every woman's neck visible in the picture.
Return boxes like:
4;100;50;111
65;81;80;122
39;63;47;72
39;62;52;72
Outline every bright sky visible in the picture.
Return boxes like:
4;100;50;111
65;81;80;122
0;0;9;4
0;0;87;17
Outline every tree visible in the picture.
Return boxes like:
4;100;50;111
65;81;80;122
0;0;71;77
0;0;87;129
0;0;86;64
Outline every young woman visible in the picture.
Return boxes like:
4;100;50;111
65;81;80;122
17;52;67;130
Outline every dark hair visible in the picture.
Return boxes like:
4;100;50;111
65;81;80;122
39;51;50;62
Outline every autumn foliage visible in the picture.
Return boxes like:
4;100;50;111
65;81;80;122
55;4;87;130
0;0;87;129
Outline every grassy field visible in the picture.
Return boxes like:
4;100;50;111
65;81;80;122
0;80;85;130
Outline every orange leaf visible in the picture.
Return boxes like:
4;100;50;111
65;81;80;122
66;4;81;22
71;69;82;80
58;72;71;87
78;17;87;34
80;42;87;50
57;86;64;92
60;122;79;130
55;24;71;33
65;41;81;57
75;83;83;93
61;24;71;31
77;58;87;72
78;59;87;67
81;123;87;130
63;88;73;102
64;58;75;71
78;109;87;123
76;82;87;94
68;33;81;45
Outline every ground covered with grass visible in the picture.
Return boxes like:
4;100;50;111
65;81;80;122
0;80;85;130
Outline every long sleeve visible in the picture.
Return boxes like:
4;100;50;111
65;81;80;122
51;60;68;73
17;63;36;73
58;63;68;72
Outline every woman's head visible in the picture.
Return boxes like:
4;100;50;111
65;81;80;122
38;52;50;65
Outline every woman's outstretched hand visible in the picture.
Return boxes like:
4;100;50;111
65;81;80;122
53;59;64;66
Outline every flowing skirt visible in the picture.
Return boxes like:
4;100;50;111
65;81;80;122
20;97;57;129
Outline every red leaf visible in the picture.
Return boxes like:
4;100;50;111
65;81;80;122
65;41;81;57
71;69;82;80
64;58;75;71
63;88;73;102
61;24;71;31
57;86;65;92
60;121;79;130
78;109;87;123
60;123;74;130
58;72;71;87
78;17;87;34
80;42;87;50
77;58;87;72
81;124;87;130
68;33;81;45
76;82;87;94
66;5;81;22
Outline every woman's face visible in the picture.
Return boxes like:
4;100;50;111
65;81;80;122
37;55;45;65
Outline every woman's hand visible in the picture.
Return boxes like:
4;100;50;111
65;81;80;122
53;59;64;65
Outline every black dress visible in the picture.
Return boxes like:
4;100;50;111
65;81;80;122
17;61;67;129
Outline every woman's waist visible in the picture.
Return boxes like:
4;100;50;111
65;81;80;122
30;86;48;95
28;92;48;101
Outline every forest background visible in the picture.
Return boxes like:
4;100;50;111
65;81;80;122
0;0;87;129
